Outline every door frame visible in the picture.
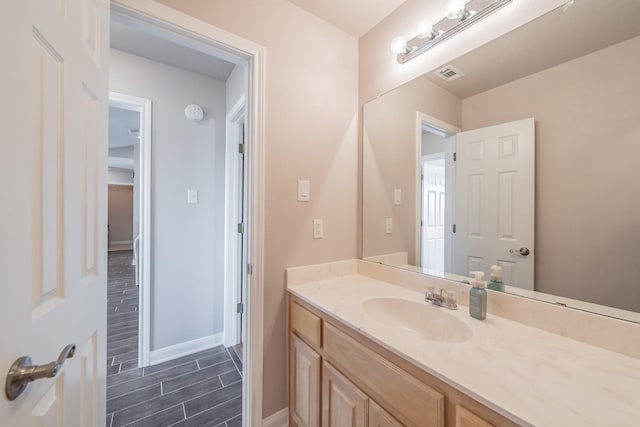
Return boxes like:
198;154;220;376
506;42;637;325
111;1;266;426
224;96;246;348
415;112;459;269
108;92;152;367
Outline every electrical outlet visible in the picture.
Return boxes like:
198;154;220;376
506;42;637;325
385;218;393;234
313;219;323;239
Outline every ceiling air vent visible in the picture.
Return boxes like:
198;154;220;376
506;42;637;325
435;64;464;82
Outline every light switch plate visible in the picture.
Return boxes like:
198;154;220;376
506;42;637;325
187;189;198;204
394;189;402;205
298;180;310;202
313;219;323;239
385;218;393;234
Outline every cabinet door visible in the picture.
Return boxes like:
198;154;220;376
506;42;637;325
369;400;404;427
291;335;321;427
322;361;368;427
456;405;494;427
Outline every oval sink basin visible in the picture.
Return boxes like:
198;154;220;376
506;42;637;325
362;298;473;343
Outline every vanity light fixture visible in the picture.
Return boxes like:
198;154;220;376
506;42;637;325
391;0;512;64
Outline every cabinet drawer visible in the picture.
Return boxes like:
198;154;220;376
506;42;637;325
455;405;494;427
324;323;444;427
292;301;322;348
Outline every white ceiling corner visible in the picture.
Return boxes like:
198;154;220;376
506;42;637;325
110;20;236;81
288;0;407;37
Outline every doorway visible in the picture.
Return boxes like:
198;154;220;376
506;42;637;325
416;113;458;276
107;3;265;426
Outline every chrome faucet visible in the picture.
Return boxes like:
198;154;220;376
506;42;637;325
425;287;457;310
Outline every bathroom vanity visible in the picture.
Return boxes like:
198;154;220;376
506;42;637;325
286;260;640;427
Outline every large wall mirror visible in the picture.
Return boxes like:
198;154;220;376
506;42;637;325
362;0;640;321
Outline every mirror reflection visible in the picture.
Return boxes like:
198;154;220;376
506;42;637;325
362;0;640;316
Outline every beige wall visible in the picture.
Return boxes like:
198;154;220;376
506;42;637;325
363;77;460;264
108;185;134;244
154;0;359;417
462;36;640;312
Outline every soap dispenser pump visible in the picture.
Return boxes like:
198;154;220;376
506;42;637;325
469;271;487;320
487;265;505;292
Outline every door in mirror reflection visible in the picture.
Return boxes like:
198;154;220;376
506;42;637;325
416;117;535;289
454;118;535;289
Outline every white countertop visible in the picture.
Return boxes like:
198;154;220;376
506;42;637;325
288;274;640;427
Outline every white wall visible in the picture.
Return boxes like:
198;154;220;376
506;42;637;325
109;49;227;351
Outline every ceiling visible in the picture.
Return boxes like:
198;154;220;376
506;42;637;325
288;0;407;37
110;20;236;81
422;0;640;99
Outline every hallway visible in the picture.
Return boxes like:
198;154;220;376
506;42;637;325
107;251;243;426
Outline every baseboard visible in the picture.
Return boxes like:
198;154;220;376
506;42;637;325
263;408;289;427
149;333;223;366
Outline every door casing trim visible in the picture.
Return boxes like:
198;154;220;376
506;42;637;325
111;2;266;425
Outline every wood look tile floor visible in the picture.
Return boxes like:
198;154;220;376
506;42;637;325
107;251;243;427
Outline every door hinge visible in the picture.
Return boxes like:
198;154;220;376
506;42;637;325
237;223;244;234
453;152;457;161
238;143;245;154
247;264;253;275
453;224;457;233
236;303;243;314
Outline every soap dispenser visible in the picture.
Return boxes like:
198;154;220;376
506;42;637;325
487;265;505;292
469;271;487;320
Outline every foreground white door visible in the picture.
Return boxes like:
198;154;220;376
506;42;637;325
0;0;109;425
454;118;535;289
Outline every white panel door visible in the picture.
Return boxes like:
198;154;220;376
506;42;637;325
0;0;109;425
421;158;446;274
454;118;535;289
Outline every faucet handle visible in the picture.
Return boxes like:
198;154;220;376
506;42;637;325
442;289;458;310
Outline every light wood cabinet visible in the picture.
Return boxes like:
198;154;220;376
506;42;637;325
290;335;321;427
324;322;444;427
369;400;403;427
455;406;494;427
291;301;323;348
322;361;368;427
289;296;514;427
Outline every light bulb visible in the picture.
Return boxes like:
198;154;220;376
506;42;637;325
446;0;467;20
390;36;407;55
416;20;434;39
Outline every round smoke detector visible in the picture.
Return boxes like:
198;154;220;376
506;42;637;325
185;104;204;122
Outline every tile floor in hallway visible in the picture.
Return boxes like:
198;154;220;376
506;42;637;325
107;250;243;427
